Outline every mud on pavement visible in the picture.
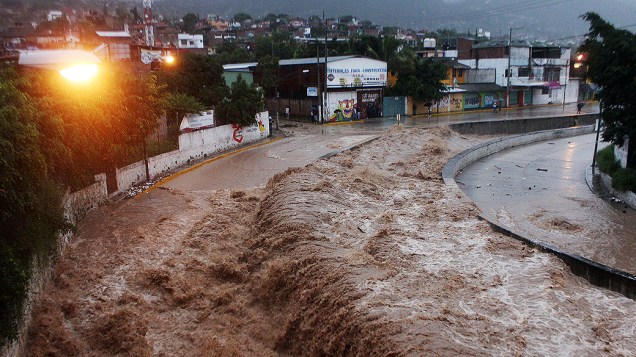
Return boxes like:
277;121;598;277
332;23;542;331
26;126;636;356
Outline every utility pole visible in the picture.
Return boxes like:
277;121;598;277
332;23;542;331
562;58;569;111
323;11;328;123
506;27;512;109
275;66;280;130
592;100;603;172
317;39;322;123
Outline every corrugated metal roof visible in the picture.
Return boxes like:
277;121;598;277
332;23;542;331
430;57;470;68
223;62;258;71
222;55;365;71
96;31;131;38
279;55;358;66
18;50;101;69
472;40;570;49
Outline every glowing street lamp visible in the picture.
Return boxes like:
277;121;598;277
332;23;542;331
18;50;101;83
163;54;175;65
59;64;99;83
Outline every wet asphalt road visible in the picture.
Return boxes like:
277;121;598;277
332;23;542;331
456;134;636;275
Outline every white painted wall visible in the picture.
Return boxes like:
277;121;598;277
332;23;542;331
116;112;270;191
63;174;109;225
177;34;204;48
615;138;629;168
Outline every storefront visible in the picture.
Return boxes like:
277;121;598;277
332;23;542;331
324;57;388;121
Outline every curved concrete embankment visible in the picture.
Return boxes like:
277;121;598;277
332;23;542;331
443;125;636;300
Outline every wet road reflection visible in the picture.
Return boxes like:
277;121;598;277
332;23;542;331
457;134;636;275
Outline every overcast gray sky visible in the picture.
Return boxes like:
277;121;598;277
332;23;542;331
155;0;636;40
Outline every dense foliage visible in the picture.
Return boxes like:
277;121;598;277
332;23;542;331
580;12;636;168
596;145;636;192
0;63;164;346
388;51;447;104
0;68;70;344
216;75;264;127
155;53;228;108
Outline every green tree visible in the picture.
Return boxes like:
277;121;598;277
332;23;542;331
382;26;399;37
339;15;354;24
254;31;296;61
162;92;205;128
182;13;199;33
233;12;252;23
0;67;69;345
390;55;447;104
156;53;228;108
215;42;253;64
580;12;636;169
256;55;279;97
216;75;264;127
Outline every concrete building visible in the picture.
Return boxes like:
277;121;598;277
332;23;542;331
94;31;132;61
177;34;204;49
223;55;387;122
458;39;577;107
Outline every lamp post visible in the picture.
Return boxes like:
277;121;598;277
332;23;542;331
506;28;512;108
592;99;603;172
562;58;569;111
316;39;323;123
506;27;523;108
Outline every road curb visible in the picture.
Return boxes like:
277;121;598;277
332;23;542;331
135;136;284;198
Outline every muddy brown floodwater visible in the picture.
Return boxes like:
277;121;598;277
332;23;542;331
26;126;636;356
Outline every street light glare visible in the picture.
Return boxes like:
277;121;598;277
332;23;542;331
59;64;99;83
164;55;175;64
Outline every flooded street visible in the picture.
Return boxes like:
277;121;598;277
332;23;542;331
456;133;636;275
24;125;636;355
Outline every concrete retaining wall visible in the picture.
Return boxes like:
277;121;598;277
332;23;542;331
600;172;636;210
1;174;110;357
488;222;636;299
614;138;629;168
63;174;108;226
116;112;270;192
448;113;597;136
443;125;595;184
443;124;636;300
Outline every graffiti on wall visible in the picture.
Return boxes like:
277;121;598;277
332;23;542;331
435;96;450;109
482;93;498;107
232;124;244;143
450;97;463;111
231;112;269;143
464;93;481;109
329;99;356;122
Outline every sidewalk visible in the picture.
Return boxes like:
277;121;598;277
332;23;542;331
276;102;599;129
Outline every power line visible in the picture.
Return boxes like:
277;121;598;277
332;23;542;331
555;23;636;41
424;0;575;22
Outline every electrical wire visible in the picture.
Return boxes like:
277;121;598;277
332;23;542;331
424;0;575;22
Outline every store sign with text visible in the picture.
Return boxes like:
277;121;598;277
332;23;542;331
326;57;388;89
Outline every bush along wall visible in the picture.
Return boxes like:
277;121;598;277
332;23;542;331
596;145;636;193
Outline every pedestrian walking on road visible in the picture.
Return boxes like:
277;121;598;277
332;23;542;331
492;100;498;114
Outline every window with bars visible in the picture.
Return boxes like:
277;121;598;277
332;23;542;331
518;67;531;77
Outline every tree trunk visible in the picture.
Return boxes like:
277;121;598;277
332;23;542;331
143;141;150;182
